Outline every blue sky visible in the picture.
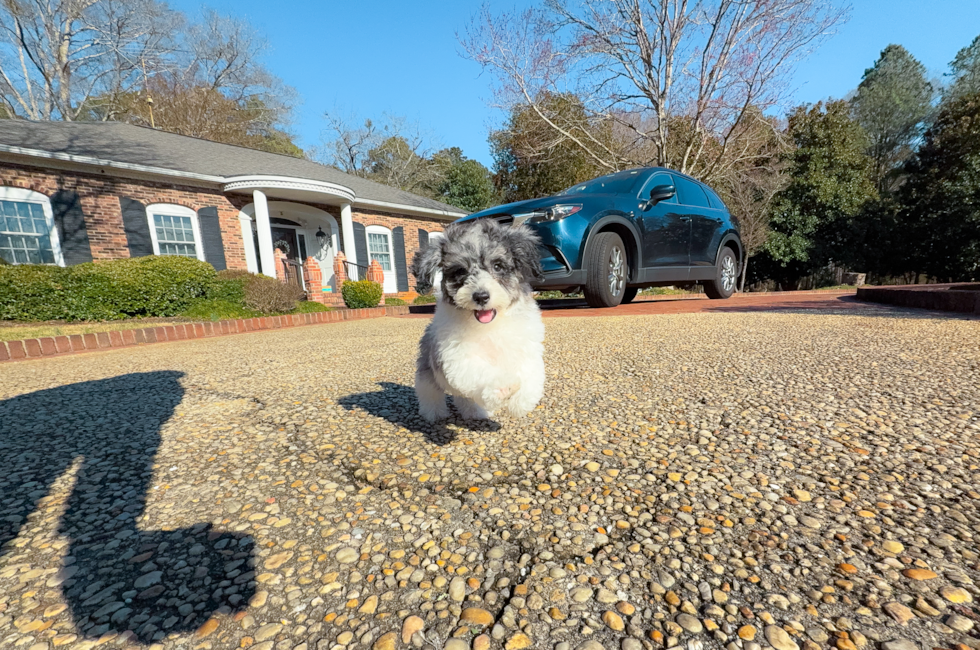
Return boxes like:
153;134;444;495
170;0;980;167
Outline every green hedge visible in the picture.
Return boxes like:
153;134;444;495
0;256;216;322
341;280;383;309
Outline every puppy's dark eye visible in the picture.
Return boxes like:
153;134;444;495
446;266;465;281
492;261;506;274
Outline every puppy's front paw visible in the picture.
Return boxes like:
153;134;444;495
496;383;520;401
419;401;449;422
455;396;491;420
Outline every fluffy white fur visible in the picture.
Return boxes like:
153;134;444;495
416;291;545;421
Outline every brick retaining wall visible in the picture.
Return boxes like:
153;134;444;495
0;306;411;363
856;283;980;314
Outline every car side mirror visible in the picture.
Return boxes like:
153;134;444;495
648;184;676;204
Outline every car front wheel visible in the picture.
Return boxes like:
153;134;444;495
704;247;738;299
583;232;627;308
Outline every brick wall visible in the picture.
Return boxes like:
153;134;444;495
0;161;448;287
0;161;248;269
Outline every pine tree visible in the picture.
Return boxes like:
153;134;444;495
850;45;934;194
946;34;980;101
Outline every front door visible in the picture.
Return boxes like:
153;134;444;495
271;227;299;262
636;172;691;268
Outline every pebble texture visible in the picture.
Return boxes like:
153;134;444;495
0;310;978;650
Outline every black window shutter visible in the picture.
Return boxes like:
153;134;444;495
392;226;409;292
51;190;92;265
353;221;368;280
418;228;429;249
197;206;226;271
120;197;153;257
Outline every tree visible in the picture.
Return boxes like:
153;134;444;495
102;76;302;156
0;3;298;155
463;0;846;183
491;92;606;202
713;109;790;291
766;101;877;274
366;135;439;195
945;34;980;101
0;0;178;121
432;147;497;212
896;93;980;282
316;113;439;192
850;45;934;194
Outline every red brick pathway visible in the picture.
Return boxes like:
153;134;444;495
399;291;874;319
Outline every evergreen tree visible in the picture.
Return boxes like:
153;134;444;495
946;34;980;101
850;45;934;194
766;101;877;273
897;93;980;281
432;148;497;213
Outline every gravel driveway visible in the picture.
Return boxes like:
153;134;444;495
1;306;978;650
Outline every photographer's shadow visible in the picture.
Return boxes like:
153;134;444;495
338;381;501;445
0;372;254;642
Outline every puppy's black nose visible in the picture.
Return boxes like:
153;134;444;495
472;290;490;305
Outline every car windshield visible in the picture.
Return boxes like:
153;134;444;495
556;169;643;196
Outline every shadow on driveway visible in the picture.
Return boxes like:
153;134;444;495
337;381;500;446
0;372;254;642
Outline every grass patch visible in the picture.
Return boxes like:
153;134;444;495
814;284;858;291
293;301;332;313
180;299;261;322
639;287;696;296
413;294;437;305
0;319;194;342
384;297;407;306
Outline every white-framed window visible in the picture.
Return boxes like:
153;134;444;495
146;204;205;261
0;187;64;266
366;225;393;272
365;225;397;293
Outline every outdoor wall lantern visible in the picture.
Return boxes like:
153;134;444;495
315;227;328;251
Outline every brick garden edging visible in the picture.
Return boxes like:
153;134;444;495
0;305;411;363
857;283;980;315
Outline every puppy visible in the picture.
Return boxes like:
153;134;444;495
411;219;545;422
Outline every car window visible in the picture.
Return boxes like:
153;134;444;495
703;186;727;210
558;169;643;196
636;172;677;203
673;175;710;208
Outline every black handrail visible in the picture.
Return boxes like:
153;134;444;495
342;259;368;280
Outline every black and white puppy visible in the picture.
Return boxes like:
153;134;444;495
411;219;545;422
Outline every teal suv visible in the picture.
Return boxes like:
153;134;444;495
459;168;743;308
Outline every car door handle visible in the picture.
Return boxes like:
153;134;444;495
680;216;691;221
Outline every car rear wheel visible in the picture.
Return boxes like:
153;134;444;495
620;287;639;304
704;247;738;299
584;232;627;308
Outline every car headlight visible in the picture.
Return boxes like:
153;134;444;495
514;205;583;225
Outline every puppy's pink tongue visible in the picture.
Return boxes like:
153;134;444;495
475;309;496;323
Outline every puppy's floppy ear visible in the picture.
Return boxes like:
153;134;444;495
506;224;543;283
411;238;443;294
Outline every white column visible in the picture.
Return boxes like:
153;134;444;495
253;189;275;277
340;201;357;279
239;213;258;273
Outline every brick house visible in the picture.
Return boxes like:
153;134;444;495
0;119;464;303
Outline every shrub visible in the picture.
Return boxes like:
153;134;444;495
342;280;383;309
181;299;259;321
209;269;252;303
243;275;304;313
293;300;332;313
0;256;216;322
413;293;437;305
384;297;407;306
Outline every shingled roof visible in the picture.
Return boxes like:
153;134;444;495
0;119;468;216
